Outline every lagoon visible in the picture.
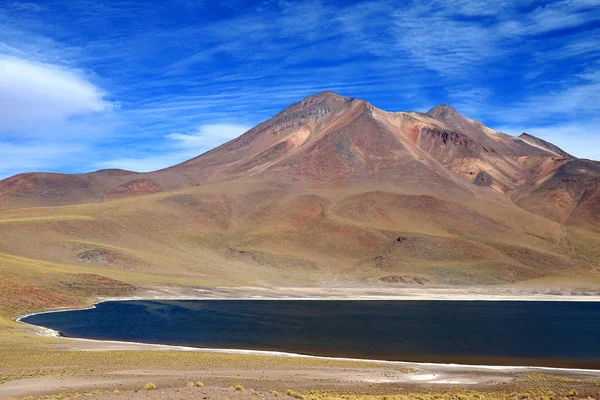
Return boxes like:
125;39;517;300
22;300;600;368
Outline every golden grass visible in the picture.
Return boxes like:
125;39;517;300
297;388;597;400
0;215;94;223
0;328;391;385
2;387;598;400
524;373;600;387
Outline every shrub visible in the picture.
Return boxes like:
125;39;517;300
568;390;579;397
235;384;244;391
187;382;195;387
144;382;157;390
285;389;304;399
196;382;204;387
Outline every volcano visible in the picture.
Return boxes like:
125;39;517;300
0;91;599;299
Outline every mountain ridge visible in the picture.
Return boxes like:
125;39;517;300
0;91;598;230
0;91;599;303
518;132;573;158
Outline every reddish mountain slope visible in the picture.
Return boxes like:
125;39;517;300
0;91;596;233
0;169;138;208
1;92;599;290
518;133;573;158
513;159;600;229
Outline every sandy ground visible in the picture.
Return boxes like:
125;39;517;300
3;349;599;400
2;357;599;399
105;284;600;302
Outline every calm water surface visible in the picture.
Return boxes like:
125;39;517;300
22;300;600;368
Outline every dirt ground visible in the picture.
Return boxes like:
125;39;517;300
2;333;600;400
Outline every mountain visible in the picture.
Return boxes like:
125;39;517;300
518;133;573;158
1;91;583;204
0;91;599;312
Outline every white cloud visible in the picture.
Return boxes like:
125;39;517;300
0;141;84;178
527;0;600;33
444;87;493;118
488;64;600;125
388;0;600;77
10;2;46;12
96;154;192;173
97;123;250;172
0;55;111;133
166;123;250;149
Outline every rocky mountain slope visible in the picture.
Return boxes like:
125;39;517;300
3;92;596;213
518;133;573;158
0;91;599;311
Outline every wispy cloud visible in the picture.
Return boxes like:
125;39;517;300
488;62;600;160
483;63;600;123
167;124;251;149
9;2;46;12
526;0;600;33
97;123;250;172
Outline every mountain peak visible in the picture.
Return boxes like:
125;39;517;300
309;90;348;100
297;90;353;107
426;104;459;119
277;90;357;117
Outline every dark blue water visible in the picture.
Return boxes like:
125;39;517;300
22;300;600;368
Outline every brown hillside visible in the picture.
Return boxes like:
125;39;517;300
0;91;598;295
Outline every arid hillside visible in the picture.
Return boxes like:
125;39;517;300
0;91;599;313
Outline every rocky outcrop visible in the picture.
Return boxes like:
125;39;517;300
379;275;430;285
104;178;162;199
77;248;146;270
473;171;493;187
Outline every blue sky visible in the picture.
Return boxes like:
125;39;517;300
0;0;599;177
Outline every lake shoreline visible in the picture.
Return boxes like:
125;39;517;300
17;296;600;373
17;285;600;332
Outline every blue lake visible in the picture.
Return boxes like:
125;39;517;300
22;300;600;368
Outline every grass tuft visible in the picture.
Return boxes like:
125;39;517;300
286;389;305;399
